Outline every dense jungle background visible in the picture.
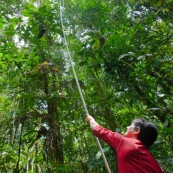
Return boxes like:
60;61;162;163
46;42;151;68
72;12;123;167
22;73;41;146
0;0;173;172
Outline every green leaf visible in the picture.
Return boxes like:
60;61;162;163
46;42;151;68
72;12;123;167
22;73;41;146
95;147;110;160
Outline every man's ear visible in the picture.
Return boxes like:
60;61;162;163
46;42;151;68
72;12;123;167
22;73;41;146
134;129;140;135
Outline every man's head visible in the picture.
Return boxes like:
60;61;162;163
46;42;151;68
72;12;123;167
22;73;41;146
125;118;158;147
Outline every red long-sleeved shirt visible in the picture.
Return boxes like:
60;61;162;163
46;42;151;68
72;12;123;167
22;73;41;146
92;125;164;173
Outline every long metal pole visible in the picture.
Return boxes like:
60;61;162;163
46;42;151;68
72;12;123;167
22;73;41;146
59;2;111;173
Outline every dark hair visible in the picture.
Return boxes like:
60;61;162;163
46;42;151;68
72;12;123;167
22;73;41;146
132;118;158;147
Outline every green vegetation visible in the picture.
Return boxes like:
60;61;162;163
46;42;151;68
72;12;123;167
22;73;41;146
0;0;172;172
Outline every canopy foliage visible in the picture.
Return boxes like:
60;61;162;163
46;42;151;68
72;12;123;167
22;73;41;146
0;0;173;172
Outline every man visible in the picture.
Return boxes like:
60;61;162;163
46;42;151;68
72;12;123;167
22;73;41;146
86;114;164;173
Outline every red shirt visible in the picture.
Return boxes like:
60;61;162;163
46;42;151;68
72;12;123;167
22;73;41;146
92;125;164;173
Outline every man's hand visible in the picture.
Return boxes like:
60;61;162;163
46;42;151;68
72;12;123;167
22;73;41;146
86;114;95;123
86;114;99;129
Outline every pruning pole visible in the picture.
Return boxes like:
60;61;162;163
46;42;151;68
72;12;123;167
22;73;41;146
59;1;111;173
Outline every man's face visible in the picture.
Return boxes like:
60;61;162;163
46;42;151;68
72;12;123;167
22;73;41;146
124;123;139;138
